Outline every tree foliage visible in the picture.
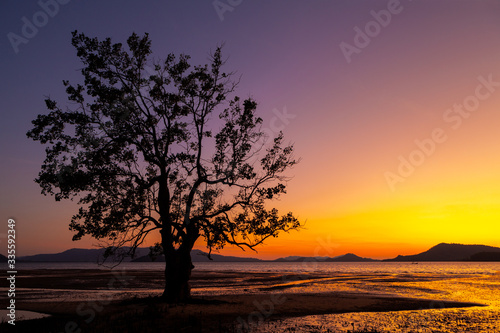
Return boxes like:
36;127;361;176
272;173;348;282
27;31;300;266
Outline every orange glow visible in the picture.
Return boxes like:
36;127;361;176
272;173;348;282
4;1;500;260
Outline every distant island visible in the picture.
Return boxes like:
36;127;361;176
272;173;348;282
16;247;150;263
133;252;378;263
4;243;500;263
12;249;377;263
383;243;500;262
272;253;378;263
133;249;262;262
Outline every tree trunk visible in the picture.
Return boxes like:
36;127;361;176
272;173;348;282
162;246;194;303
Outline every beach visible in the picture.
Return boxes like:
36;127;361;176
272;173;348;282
1;266;499;332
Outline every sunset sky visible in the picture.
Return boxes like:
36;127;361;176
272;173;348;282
2;0;500;259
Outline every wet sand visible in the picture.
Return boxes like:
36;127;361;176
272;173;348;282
0;269;487;332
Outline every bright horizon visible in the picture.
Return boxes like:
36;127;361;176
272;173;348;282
11;241;500;261
2;1;500;260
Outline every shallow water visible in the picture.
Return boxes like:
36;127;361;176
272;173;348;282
9;261;500;275
0;310;50;323
248;272;500;332
5;262;500;331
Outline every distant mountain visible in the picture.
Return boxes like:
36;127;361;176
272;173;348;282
273;256;334;262
19;247;150;262
326;253;379;262
0;254;7;262
385;243;500;262
467;252;500;262
18;248;262;263
273;253;378;262
132;249;262;262
20;243;499;263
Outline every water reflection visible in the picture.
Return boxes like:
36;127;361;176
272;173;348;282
248;273;500;332
9;262;500;331
0;310;50;322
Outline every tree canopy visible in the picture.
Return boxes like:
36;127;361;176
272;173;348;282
27;31;301;301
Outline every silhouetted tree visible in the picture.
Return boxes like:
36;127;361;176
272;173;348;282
27;31;300;302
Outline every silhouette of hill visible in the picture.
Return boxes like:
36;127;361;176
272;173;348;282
0;254;7;262
19;247;150;262
326;253;379;262
273;256;334;262
138;252;378;263
385;243;500;262
16;248;380;263
16;243;500;263
132;249;262;262
273;253;378;262
467;252;500;261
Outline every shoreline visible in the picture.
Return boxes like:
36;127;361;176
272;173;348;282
1;293;485;333
0;268;491;332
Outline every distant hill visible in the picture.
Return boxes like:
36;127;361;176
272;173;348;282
385;243;500;262
19;247;150;262
132;249;262;262
273;256;334;262
19;248;262;263
467;252;500;262
0;254;7;262
18;243;500;263
17;248;380;263
326;253;379;262
273;253;378;262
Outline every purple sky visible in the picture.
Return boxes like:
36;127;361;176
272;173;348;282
2;1;500;258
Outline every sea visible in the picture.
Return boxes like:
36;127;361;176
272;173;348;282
4;261;500;332
12;260;500;274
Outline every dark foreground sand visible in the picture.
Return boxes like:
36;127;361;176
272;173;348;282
0;269;484;332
